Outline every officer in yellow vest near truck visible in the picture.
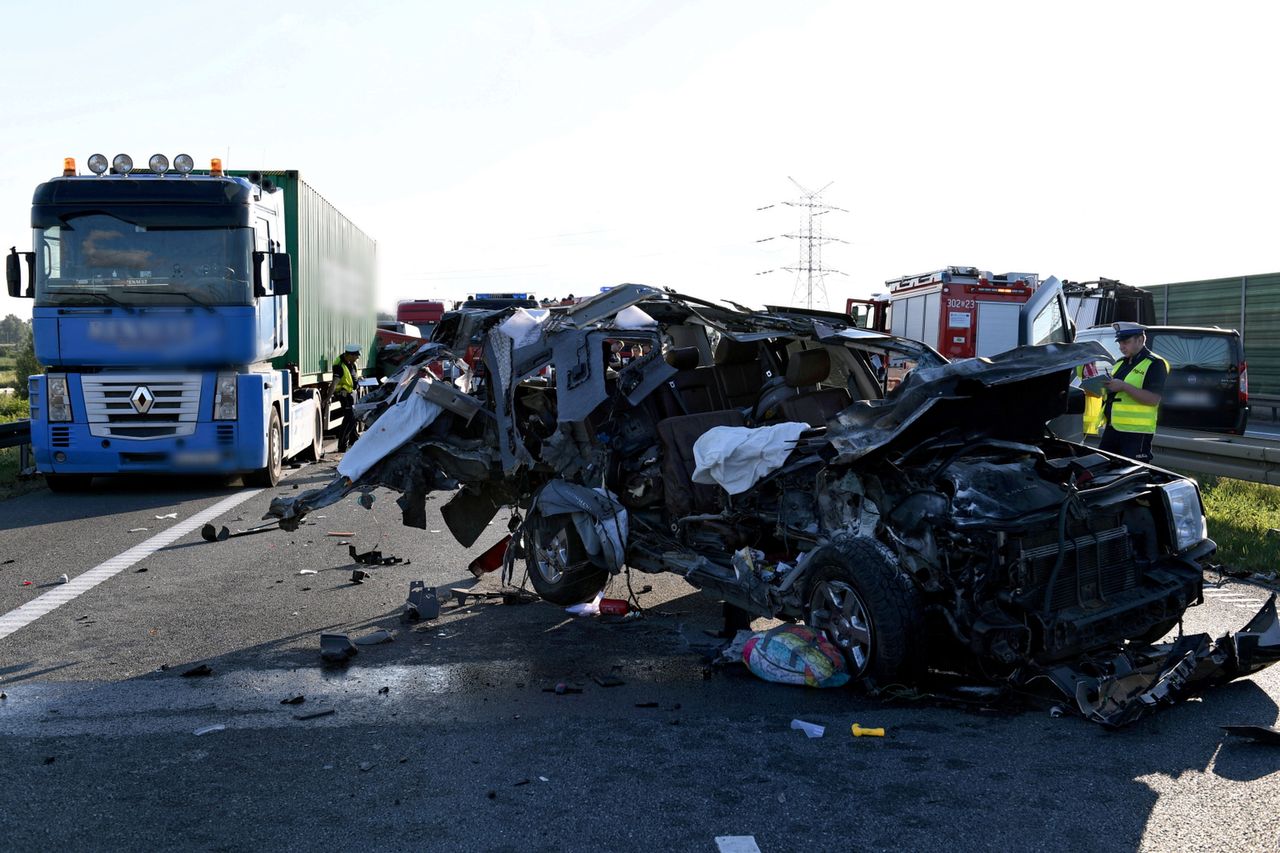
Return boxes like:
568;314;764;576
331;343;361;452
1096;323;1170;462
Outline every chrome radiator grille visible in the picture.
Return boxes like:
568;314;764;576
81;374;202;439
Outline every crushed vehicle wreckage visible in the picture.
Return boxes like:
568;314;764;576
268;284;1280;726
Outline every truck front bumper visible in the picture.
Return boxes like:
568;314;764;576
35;421;267;476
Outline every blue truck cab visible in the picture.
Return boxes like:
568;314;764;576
7;154;333;490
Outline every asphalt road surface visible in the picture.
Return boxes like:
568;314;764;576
1;453;1279;852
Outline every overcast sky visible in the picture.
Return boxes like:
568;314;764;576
2;0;1277;320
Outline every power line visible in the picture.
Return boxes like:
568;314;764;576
757;177;847;309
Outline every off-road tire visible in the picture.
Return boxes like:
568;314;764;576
804;536;926;687
524;513;608;606
247;409;283;487
45;474;92;493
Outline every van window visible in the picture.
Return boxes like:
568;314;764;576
1149;334;1233;370
1031;299;1069;346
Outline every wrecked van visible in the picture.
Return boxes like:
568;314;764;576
270;285;1280;725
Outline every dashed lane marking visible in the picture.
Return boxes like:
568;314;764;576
0;488;263;641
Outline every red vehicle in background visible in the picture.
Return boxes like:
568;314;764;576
848;267;1071;361
397;299;446;335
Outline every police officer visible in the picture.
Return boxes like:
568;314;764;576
332;343;361;452
1099;323;1170;462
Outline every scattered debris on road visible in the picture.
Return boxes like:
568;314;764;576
790;719;824;738
56;574;68;584
320;633;358;663
297;569;317;576
181;664;214;678
350;569;371;584
851;723;885;738
592;674;625;688
280;694;306;705
743;626;849;689
403;582;440;622
1222;725;1280;745
155;513;178;520
354;629;394;646
193;724;226;736
349;544;403;566
293;708;336;721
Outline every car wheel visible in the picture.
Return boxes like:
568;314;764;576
804;537;925;686
247;409;283;487
524;513;608;606
45;474;92;493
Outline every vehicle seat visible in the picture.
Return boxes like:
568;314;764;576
777;348;851;427
713;337;763;410
661;346;726;415
656;409;747;519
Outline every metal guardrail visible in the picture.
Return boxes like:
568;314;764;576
1249;394;1280;423
1150;427;1280;485
0;418;33;476
0;419;31;449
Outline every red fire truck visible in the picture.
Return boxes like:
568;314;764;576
847;267;1068;360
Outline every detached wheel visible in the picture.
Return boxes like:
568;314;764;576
524;513;608;605
247;409;283;487
804;537;925;686
300;412;325;462
46;474;92;493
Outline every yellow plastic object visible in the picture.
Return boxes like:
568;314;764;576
63;157;76;176
210;157;223;177
850;723;885;738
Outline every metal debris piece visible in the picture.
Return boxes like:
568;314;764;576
593;674;626;688
354;629;394;646
349;544;403;566
320;633;358;663
155;513;178;520
193;724;226;736
57;574;68;584
201;521;278;542
403;581;440;622
298;569;318;575
128;527;148;533
181;664;214;677
280;694;306;705
293;708;336;720
327;531;355;537
351;569;371;584
378;686;390;695
1222;725;1280;745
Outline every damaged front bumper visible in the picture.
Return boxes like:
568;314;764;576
1032;593;1280;727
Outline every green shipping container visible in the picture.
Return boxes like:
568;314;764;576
1142;272;1280;398
229;170;377;386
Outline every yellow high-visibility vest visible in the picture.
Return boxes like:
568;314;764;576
1108;354;1169;434
332;358;356;395
1077;365;1104;436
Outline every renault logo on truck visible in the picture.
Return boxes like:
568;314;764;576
130;385;155;414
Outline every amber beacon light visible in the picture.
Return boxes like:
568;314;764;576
63;157;76;176
210;157;223;177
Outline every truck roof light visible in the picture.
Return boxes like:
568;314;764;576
149;153;170;174
63;157;76;177
210;157;223;177
112;153;134;175
87;153;109;175
173;153;194;174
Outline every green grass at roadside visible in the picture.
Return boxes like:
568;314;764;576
1199;476;1280;577
0;396;39;500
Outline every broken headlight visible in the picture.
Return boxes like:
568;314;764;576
213;373;238;420
1160;480;1208;552
46;373;72;422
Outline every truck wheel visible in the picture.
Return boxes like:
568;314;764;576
524;513;608;606
300;412;325;462
247;410;283;487
45;474;92;493
804;537;925;687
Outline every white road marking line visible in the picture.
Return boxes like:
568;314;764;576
0;489;263;642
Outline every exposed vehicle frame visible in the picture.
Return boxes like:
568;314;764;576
269;285;1280;726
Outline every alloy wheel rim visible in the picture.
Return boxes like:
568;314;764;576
809;579;873;675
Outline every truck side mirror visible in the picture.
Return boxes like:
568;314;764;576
269;251;292;296
7;248;33;298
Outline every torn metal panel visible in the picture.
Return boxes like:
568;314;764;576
416;376;484;424
1035;594;1280;727
618;345;676;406
558;283;663;329
826;342;1104;463
441;483;507;549
552;329;611;422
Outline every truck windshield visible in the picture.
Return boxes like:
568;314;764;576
33;214;254;307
